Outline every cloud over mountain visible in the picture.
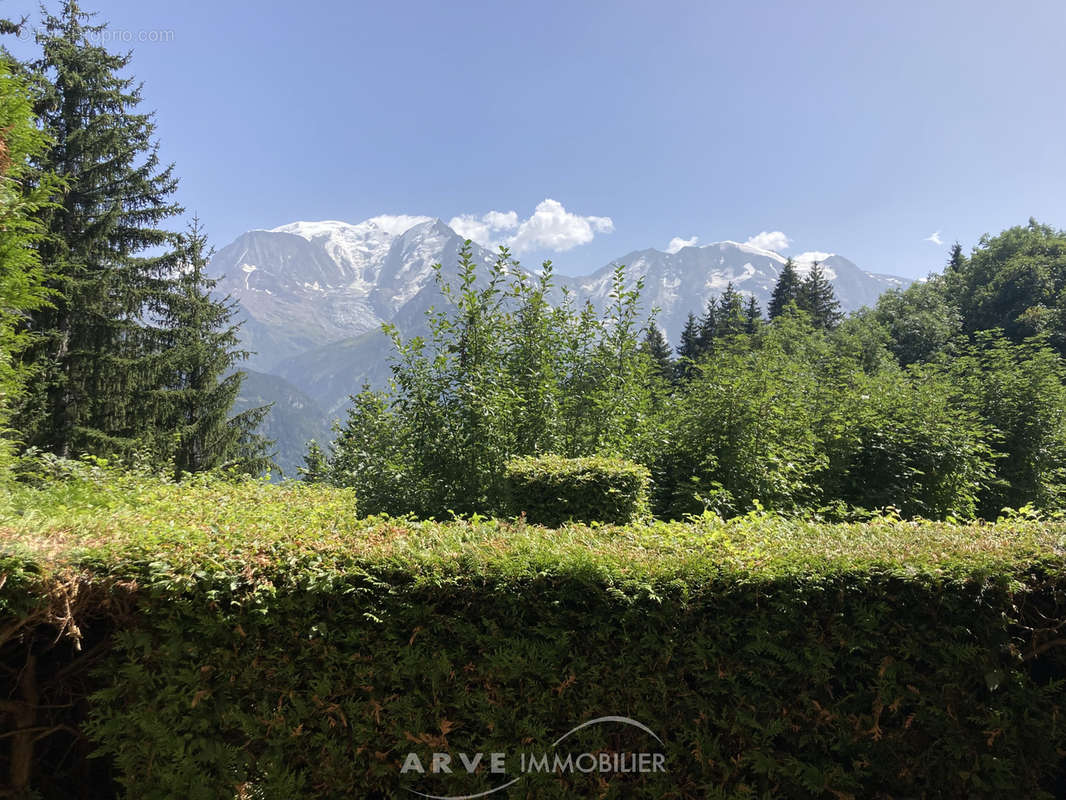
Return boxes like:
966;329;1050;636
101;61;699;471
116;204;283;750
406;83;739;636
666;235;699;254
449;198;613;253
745;230;791;252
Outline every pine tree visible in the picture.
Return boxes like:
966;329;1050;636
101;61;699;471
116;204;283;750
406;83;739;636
675;312;701;381
947;241;965;272
18;2;183;459
299;439;329;483
715;283;746;339
695;296;719;354
743;294;762;334
150;219;273;478
768;257;801;319
798;261;843;329
641;323;674;383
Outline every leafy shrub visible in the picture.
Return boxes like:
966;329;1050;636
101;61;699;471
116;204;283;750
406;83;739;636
1;482;1065;798
815;364;994;520
653;319;827;518
504;454;650;525
937;332;1066;517
327;245;658;518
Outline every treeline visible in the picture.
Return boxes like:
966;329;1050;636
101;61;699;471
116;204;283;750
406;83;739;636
0;3;271;479
307;222;1066;522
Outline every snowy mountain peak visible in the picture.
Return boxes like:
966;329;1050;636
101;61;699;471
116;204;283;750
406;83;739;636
212;216;909;376
704;240;788;262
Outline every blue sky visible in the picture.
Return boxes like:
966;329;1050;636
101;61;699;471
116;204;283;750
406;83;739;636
5;0;1065;278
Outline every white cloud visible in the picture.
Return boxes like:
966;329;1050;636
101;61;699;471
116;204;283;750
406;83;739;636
447;210;519;247
925;230;943;245
367;214;433;235
483;210;519;230
744;230;791;252
666;236;699;254
507;199;614;254
451;199;613;254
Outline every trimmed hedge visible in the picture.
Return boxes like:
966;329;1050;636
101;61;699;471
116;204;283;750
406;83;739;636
1;480;1066;798
504;454;650;526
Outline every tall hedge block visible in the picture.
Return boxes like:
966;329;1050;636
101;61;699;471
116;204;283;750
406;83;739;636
504;454;650;526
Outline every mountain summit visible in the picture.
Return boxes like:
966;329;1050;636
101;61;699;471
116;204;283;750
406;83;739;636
215;216;910;473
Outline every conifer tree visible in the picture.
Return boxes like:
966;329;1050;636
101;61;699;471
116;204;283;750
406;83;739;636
715;282;747;339
695;296;719;354
768;257;801;319
947;241;965;272
743;294;762;334
18;1;182;459
299;439;329;483
798;261;843;329
149;219;273;478
0;63;58;472
641;323;674;384
675;312;701;381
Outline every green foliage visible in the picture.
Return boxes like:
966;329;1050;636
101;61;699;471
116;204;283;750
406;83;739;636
655;316;995;520
147;219;274;478
872;276;962;366
767;257;801;320
504;454;650;526
946;218;1066;353
797;261;843;330
17;2;183;461
674;311;701;381
654;320;826;518
298;439;329;483
816;363;993;519
0;63;58;477
328;246;657;517
1;481;1065;798
640;323;673;384
936;332;1066;517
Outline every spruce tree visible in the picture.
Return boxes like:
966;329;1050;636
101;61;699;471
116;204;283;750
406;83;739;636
18;1;182;459
641;323;674;383
150;219;273;478
743;294;762;334
798;261;843;329
947;241;965;272
768;257;801;319
675;312;700;381
715;282;746;339
695;296;719;354
299;439;329;483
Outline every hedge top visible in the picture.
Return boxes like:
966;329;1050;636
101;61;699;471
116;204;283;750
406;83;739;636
2;478;1066;593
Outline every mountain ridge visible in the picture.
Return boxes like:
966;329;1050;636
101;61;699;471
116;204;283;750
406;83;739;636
211;216;912;471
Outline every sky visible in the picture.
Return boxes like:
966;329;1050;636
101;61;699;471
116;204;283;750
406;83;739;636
4;0;1065;279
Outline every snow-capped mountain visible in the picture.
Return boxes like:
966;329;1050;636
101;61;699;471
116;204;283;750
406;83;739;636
214;217;907;370
213;219;498;371
209;216;910;473
565;242;908;343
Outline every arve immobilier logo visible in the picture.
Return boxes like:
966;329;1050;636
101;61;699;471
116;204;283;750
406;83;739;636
399;715;667;799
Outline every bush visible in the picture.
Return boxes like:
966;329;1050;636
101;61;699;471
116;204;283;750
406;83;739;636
2;481;1065;798
815;364;994;520
325;247;659;519
938;332;1066;517
653;320;826;518
504;454;650;526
